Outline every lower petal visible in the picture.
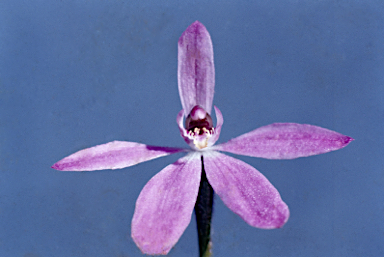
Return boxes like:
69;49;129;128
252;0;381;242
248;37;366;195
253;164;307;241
203;151;289;229
131;152;202;255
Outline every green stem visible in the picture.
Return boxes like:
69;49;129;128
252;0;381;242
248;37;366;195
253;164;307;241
194;155;214;257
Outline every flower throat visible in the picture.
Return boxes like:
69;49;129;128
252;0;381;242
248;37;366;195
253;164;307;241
185;105;214;149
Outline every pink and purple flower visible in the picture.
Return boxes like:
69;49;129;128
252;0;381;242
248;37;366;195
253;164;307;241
52;21;353;255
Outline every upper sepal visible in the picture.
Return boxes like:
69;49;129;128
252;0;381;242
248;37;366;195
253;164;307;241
178;21;215;115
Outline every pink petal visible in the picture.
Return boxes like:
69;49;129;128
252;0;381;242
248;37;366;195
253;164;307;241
203;151;289;229
52;141;185;171
178;21;215;115
209;106;223;144
213;123;353;159
131;152;201;255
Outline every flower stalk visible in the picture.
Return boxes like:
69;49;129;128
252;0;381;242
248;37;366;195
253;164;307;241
195;156;214;257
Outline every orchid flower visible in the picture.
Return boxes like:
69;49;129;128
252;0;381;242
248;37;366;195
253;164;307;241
52;21;353;255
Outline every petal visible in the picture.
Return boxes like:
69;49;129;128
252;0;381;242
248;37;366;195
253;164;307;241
203;151;289;229
178;21;215;115
52;141;185;171
132;152;202;255
213;123;354;159
208;106;223;146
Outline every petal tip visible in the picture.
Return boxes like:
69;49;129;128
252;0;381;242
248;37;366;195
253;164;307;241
188;20;206;30
337;135;354;149
131;233;171;255
345;136;354;143
256;202;290;229
191;20;203;27
178;20;208;44
51;158;83;172
51;161;75;171
51;163;60;170
275;204;290;229
51;162;65;171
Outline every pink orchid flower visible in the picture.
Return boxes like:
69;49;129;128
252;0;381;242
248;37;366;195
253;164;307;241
52;21;353;255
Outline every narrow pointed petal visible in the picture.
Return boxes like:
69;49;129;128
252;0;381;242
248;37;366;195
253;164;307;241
208;106;223;145
132;152;202;255
178;21;215;115
52;141;185;171
203;151;289;229
213;123;353;159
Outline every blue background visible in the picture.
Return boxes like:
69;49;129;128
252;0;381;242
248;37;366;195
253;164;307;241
1;1;383;256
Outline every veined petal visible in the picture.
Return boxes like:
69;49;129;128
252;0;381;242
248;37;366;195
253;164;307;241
203;151;289;229
178;21;215;115
52;141;185;171
132;152;202;255
213;123;353;159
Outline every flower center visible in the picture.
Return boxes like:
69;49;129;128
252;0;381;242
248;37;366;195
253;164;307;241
185;105;214;149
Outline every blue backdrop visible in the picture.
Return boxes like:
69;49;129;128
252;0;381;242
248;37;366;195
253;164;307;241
1;1;383;256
